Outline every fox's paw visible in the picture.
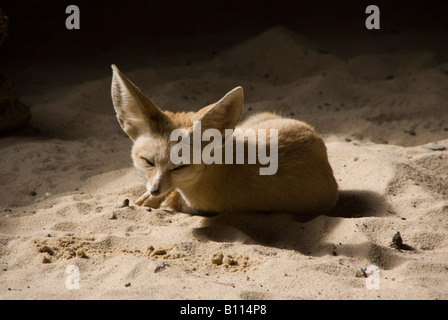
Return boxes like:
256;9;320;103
134;191;164;209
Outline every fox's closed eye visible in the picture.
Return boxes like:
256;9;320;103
141;157;155;167
171;164;188;171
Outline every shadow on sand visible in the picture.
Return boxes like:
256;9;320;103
192;189;402;267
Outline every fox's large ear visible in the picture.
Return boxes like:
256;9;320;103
198;87;243;132
111;65;166;140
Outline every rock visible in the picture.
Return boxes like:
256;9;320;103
38;245;54;256
211;253;224;266
42;256;51;264
422;144;446;151
390;231;414;251
153;249;167;256
76;250;89;259
152;261;166;273
118;198;130;208
225;255;238;266
391;232;403;249
355;268;367;278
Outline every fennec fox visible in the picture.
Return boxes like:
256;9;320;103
111;65;338;215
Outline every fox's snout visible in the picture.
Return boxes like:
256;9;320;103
149;188;161;196
146;179;161;196
145;169;172;198
146;172;163;197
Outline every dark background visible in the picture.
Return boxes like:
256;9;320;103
1;0;448;94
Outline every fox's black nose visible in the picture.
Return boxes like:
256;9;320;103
150;189;160;196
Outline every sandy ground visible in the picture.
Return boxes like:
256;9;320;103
1;26;448;299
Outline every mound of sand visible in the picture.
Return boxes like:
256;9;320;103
1;27;448;299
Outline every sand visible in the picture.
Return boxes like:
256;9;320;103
1;26;448;299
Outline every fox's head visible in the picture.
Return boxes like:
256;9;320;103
111;65;243;204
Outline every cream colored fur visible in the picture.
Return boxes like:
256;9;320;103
111;65;338;215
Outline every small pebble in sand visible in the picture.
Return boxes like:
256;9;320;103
124;283;131;288
355;268;368;278
42;256;51;264
391;232;403;249
36;192;52;202
153;261;166;273
211;253;224;266
153;249;167;256
225;255;238;266
77;250;89;259
38;245;54;256
422;144;446;151
391;232;414;251
119;199;130;208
